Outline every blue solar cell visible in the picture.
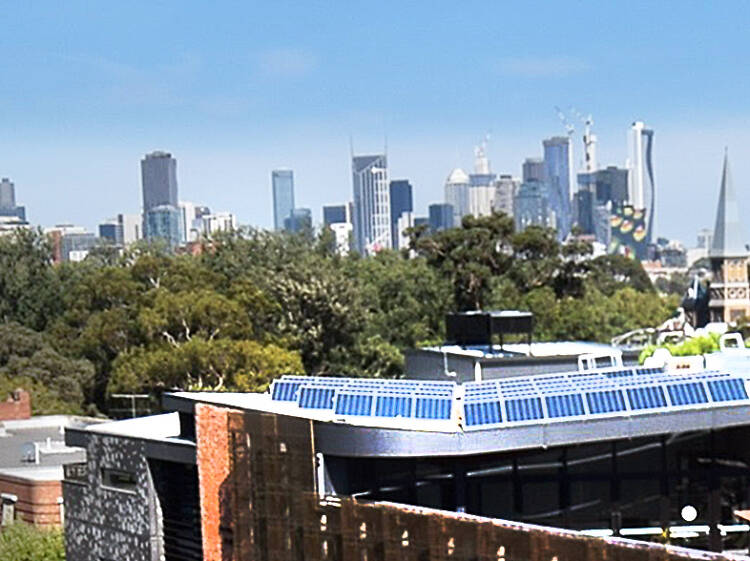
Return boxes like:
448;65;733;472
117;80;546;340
464;401;502;426
546;394;585;418
271;381;301;401
666;383;708;406
626;386;667;410
334;393;373;416
707;378;748;402
586;390;627;414
505;397;544;422
375;395;412;417
298;387;336;409
415;397;452;419
605;369;634;378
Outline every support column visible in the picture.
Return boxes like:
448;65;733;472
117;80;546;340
659;436;671;541
610;441;622;536
708;431;723;553
558;448;570;528
453;459;467;513
512;458;523;517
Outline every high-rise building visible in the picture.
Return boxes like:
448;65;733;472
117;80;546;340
329;222;353;256
428;203;454;232
284;208;312;233
141;151;178;213
0;178;26;221
272;169;295;231
444;168;470;227
493;175;519;218
352;154;390;254
514;180;551;232
389;180;413;250
522;158;544;183
144;205;181;249
628;121;656;243
543;136;573;240
0;178;15;209
708;152;750;323
179;201;198;243
323;204;349;226
468;142;496;217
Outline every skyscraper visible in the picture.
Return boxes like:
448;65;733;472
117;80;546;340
444;168;470;228
468;142;496;217
0;178;15;209
284;208;312;233
522;158;544;183
628;121;656;243
428;203;454;232
144;205;181;249
543;137;573;240
352;154;390;254
141;151;178;212
272;169;295;231
514;180;551;232
323;204;349;226
493;175;519;218
389;180;413;250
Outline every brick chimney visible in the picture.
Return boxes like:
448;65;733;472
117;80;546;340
0;389;31;421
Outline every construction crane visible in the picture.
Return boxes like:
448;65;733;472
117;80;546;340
570;107;597;172
554;106;575;137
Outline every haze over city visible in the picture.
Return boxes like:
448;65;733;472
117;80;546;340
2;1;750;242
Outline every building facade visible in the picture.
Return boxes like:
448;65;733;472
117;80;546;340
522;158;545;183
543;136;573;240
272;169;295;231
428;203;454;232
628;122;656;243
444;168;470;228
144;205;181;249
284;208;312;233
322;204;348;226
352;154;390;254
493;175;519;218
389;180;413;250
708;153;750;323
514;180;551;231
141;152;178;213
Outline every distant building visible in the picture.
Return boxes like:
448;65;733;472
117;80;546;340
197;212;237;238
0;177;26;221
708;152;750;323
144;205;181;249
543;136;573;240
468;142;496;217
141;151;178;213
61;232;99;262
323;204;349;226
98;219;123;245
388;180;413;250
179;201;198;243
414;216;429;228
0;216;29;236
628;121;656;243
329;222;353;256
119;214;142;244
522;158;544;183
493;175;519;218
284;208;312;233
514;180;551;231
428;203;454;232
352;154;390;254
444;168;470;227
272;169;295;231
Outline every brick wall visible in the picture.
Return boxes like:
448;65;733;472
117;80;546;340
0;474;61;525
0;389;31;421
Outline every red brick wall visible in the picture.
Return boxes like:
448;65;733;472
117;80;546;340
195;403;231;561
0;390;31;421
0;474;62;525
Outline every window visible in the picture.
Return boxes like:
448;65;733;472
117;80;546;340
101;468;137;492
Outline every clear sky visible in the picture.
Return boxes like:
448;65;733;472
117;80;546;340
1;1;749;243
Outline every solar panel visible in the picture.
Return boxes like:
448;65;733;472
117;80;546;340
626;386;667;410
271;381;302;401
415;397;452;419
375;395;412;417
505;397;544;422
707;378;748;402
666;383;708;406
298;387;336;409
334;392;374;416
586;390;627;414
546;394;585;418
464;401;502;426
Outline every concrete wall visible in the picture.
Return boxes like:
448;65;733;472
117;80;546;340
63;433;162;561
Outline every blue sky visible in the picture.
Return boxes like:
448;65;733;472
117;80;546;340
1;1;750;243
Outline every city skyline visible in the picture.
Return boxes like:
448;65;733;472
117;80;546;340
1;3;750;243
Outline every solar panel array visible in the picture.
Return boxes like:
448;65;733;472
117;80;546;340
270;376;456;421
463;366;750;430
269;366;750;431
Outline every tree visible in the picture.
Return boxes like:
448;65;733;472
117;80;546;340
0;229;61;330
0;522;65;561
587;254;654;295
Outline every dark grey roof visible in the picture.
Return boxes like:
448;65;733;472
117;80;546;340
710;152;747;257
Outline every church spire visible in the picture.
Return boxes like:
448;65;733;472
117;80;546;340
710;150;747;257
